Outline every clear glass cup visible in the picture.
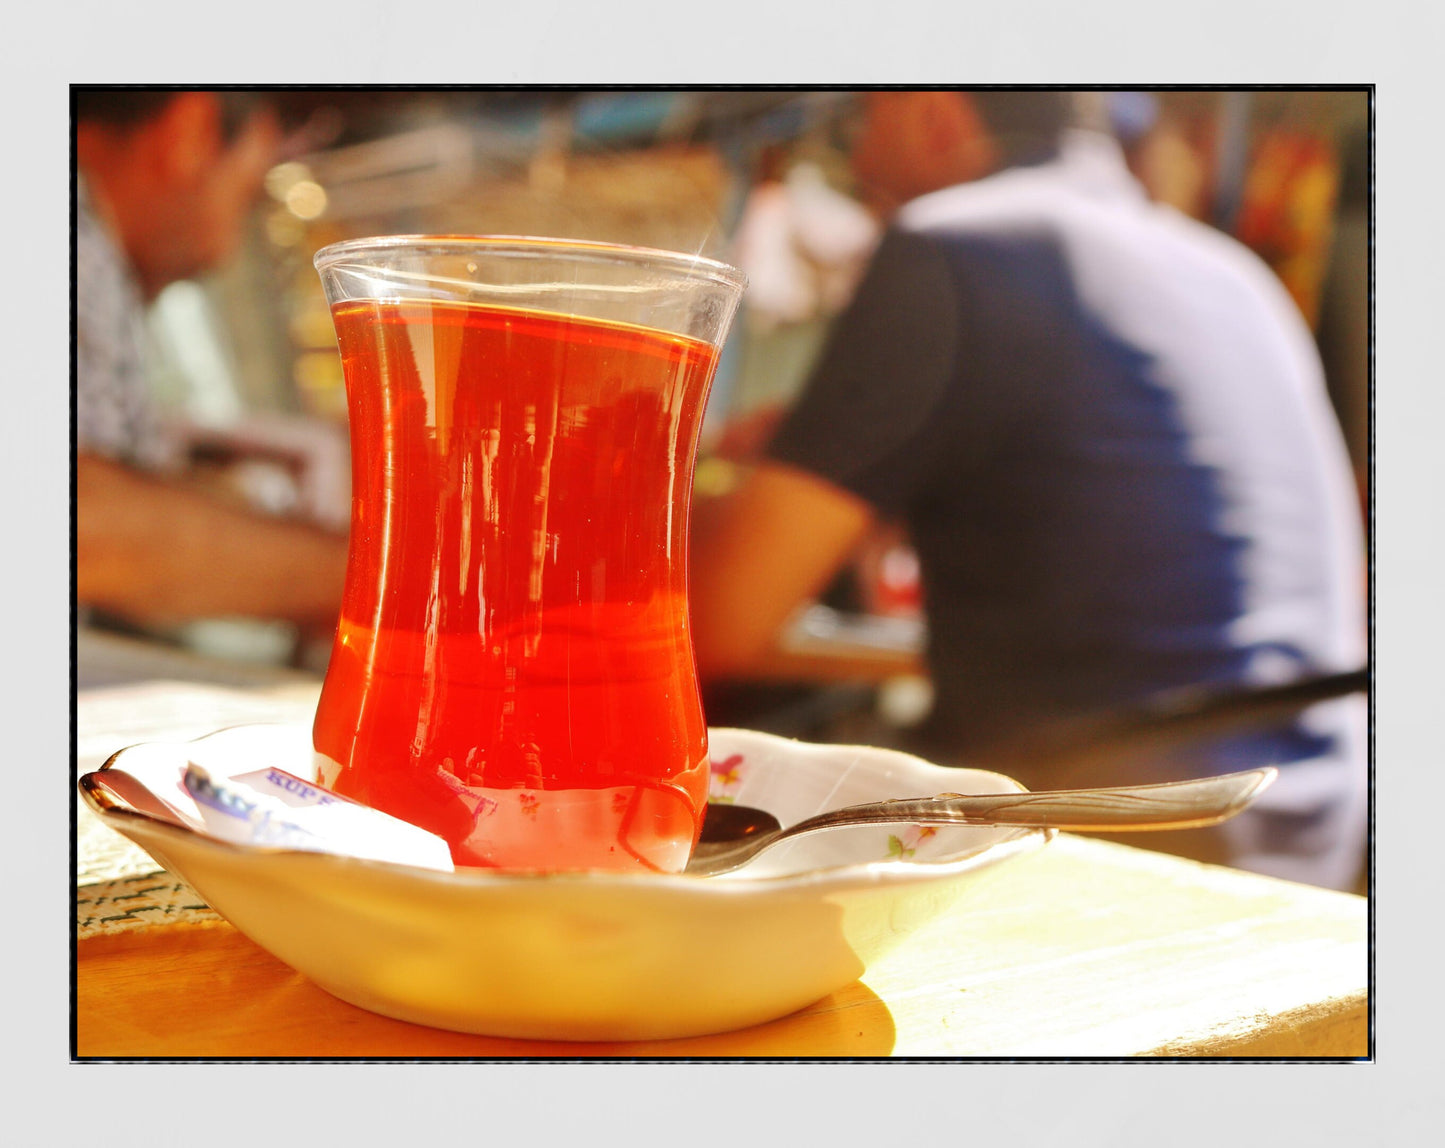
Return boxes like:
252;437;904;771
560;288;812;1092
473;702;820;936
311;235;745;873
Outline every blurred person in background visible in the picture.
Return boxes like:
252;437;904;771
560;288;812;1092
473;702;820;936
691;89;1366;890
75;89;348;647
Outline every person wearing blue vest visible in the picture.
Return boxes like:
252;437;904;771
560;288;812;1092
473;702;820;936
691;90;1367;890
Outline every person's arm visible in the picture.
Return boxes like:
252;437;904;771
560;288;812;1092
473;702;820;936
76;452;348;633
688;460;878;680
689;228;958;684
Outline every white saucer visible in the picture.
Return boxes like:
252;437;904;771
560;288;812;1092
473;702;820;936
80;723;1051;1041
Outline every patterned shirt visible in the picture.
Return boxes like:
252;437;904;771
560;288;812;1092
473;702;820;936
76;176;175;470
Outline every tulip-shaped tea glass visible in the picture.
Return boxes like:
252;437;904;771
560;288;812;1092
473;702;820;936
312;236;745;873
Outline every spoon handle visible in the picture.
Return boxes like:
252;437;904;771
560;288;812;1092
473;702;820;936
779;767;1278;836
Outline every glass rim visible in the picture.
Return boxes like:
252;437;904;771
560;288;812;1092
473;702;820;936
313;233;747;292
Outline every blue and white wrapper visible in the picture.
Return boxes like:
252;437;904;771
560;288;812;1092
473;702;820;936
182;763;455;873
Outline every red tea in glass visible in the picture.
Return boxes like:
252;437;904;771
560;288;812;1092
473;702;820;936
311;237;744;872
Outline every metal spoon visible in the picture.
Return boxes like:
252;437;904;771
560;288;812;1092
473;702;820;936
686;766;1276;876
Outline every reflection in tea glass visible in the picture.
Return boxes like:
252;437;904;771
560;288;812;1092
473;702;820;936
312;235;745;873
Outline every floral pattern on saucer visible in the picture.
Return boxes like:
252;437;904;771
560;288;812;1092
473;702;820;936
887;825;939;860
708;753;746;803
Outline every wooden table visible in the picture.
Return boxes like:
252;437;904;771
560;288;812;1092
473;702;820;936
74;678;1370;1059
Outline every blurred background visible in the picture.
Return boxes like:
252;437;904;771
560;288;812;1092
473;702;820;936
76;87;1370;708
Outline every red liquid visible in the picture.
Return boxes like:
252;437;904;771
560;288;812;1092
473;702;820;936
313;299;719;872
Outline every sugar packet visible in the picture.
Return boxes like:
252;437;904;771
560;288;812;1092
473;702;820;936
182;763;455;873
